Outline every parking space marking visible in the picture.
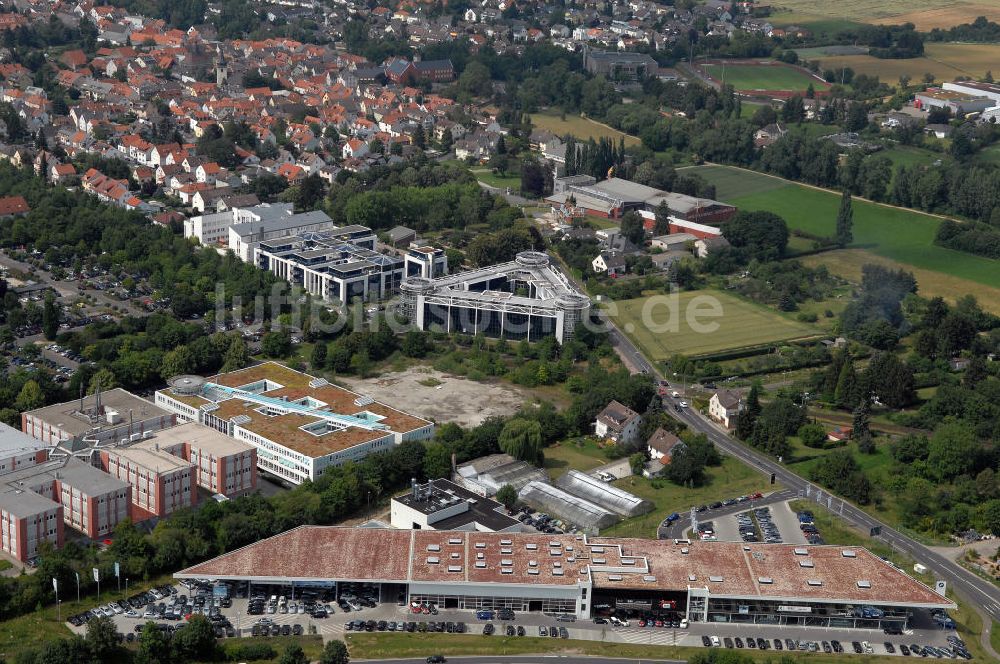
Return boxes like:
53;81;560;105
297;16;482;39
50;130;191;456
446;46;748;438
614;628;688;645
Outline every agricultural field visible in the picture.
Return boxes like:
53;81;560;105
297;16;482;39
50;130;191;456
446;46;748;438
804;43;1000;82
700;61;829;93
769;0;996;30
685;165;1000;308
609;288;821;360
528;111;640;146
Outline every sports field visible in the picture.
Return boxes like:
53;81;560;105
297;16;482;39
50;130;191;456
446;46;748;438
700;62;828;93
685;164;1000;304
806;43;1000;82
528;112;640;146
610;289;820;359
770;0;995;30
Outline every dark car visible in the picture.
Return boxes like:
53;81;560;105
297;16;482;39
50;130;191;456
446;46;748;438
831;640;843;653
702;636;712;647
271;625;281;636
785;639;796;651
426;657;446;664
280;625;290;636
774;639;783;650
734;637;744;648
559;627;569;639
292;624;303;636
900;644;911;656
884;642;896;654
483;623;494;635
517;626;525;636
724;637;733;648
746;637;756;649
506;625;515;636
757;638;767;650
822;641;832;653
593;617;607;624
852;641;863;654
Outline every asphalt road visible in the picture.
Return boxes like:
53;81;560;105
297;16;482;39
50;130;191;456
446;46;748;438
600;319;1000;624
656;489;798;540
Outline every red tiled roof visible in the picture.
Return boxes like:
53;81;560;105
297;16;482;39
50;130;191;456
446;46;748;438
0;195;29;216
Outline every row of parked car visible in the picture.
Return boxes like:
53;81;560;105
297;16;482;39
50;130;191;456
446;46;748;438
247;595;330;619
695;493;765;513
797;510;826;545
738;506;783;544
251;619;303;637
67;585;177;626
513;507;570;534
346;619;466;633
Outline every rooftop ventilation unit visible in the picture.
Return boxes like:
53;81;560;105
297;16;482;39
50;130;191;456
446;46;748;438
309;378;329;389
427;544;440;552
353;395;374;407
709;576;724;583
643;575;656;582
681;547;689;555
528;560;537;567
608;574;623;581
501;568;513;575
427;557;439;564
799;560;814;568
591;546;605;553
551;569;564;576
758;577;773;584
807;579;823;586
593;558;606;564
501;548;512;554
448;537;463;545
794;548;808;556
230;414;251;426
475;542;486;549
501;559;513;566
842;550;857;558
448;565;462;573
621;559;635;566
526;543;537;550
500;539;512;546
475;561;486;569
528;569;539;575
688;574;696;582
857;580;871;588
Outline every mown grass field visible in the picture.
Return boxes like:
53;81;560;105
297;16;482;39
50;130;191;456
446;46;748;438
806;43;1000;82
345;631;903;663
770;0;995;30
799;248;1000;315
701;62;828;92
610;289;820;359
686;165;1000;297
528;111;640;146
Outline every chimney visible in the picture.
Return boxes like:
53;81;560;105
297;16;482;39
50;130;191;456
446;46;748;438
411;477;418;499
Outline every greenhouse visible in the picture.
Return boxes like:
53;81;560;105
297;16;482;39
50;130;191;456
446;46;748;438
555;470;653;518
518;481;619;532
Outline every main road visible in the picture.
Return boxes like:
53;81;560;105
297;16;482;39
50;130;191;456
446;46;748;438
355;658;681;664
599;314;1000;628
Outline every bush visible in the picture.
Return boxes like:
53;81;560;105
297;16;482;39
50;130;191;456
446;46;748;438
797;423;828;449
797;312;819;323
227;643;277;661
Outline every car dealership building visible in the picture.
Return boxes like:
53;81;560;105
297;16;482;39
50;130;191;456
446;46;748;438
175;527;952;630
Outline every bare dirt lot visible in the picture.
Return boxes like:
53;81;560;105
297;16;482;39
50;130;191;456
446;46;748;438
337;367;532;427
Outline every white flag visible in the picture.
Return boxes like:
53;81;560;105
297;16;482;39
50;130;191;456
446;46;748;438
114;562;120;578
93;567;100;583
52;577;58;593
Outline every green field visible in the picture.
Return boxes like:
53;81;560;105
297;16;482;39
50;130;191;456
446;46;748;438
686;165;1000;292
610;289;820;359
701;62;829;92
604;457;773;538
528;112;640;146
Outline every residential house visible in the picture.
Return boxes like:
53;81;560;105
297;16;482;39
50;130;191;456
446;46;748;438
49;163;76;184
592;251;627;277
594;400;641;445
643;428;685;477
708;389;744;429
0;195;29;218
753;123;786;148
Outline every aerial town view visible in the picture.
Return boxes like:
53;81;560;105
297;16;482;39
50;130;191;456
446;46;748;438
0;0;999;662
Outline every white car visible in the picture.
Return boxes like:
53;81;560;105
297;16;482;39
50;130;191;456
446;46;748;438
678;401;689;408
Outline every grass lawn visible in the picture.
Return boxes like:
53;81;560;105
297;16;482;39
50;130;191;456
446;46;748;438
881;145;946;169
700;62;828;92
687;164;1000;294
469;168;521;190
345;631;899;663
543;437;610;480
602;457;773;538
528;112;640;146
609;289;821;360
974;144;1000;167
0;559;11;572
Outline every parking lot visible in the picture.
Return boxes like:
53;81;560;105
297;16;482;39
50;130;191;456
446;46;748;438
701;502;807;545
62;578;969;657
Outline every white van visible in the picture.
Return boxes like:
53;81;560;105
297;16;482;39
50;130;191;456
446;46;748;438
679;618;689;629
711;636;721;647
